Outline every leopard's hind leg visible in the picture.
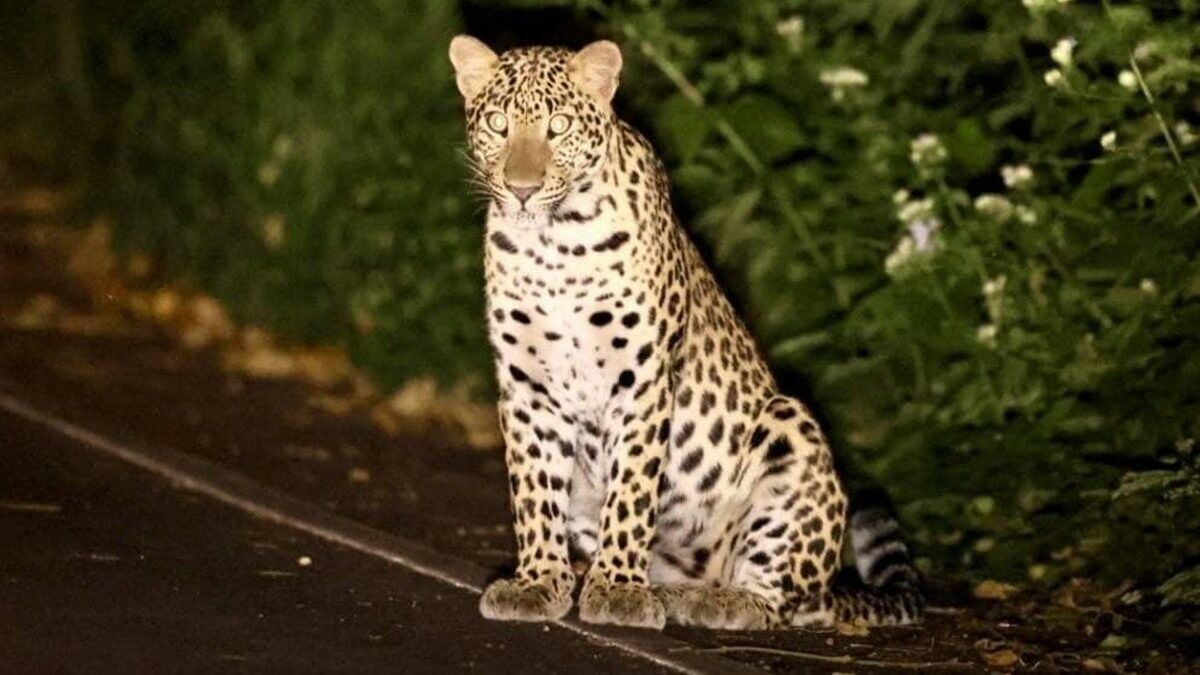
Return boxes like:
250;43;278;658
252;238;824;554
725;396;848;628
654;396;847;630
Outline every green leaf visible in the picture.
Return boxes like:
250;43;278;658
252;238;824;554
1107;6;1152;35
655;94;712;162
946;118;995;176
722;94;804;163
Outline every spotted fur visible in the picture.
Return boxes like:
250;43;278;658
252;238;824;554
449;36;923;630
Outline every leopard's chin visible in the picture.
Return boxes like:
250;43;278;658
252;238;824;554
506;208;551;230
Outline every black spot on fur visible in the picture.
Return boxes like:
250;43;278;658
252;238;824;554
489;231;518;254
636;343;653;365
674;421;695;446
749;425;770;448
708;417;725;444
643;457;661;477
765;437;792;460
800;560;819;579
679;448;703;473
698;465;722;492
592;231;630;252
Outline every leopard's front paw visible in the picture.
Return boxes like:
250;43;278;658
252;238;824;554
578;577;666;629
480;578;572;622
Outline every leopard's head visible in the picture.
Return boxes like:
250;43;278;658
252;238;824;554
449;36;622;226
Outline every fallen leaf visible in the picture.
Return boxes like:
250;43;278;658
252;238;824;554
12;294;61;329
974;579;1020;600
980;648;1019;669
306;392;357;416
1081;656;1121;672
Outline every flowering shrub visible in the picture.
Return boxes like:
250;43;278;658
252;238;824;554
22;0;1200;597
580;0;1200;593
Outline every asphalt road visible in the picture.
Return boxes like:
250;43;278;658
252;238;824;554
0;410;672;674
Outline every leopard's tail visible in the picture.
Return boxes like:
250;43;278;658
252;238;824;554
832;488;925;626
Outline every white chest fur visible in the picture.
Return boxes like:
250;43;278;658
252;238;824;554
484;199;650;421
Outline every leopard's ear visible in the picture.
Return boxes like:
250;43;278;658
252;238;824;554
449;34;499;101
571;40;622;103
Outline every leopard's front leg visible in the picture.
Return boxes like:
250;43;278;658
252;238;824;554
578;362;672;629
480;382;576;622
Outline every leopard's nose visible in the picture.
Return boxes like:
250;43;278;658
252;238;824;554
507;183;542;205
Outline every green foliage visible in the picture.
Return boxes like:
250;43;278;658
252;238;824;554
585;0;1200;591
91;0;489;389
20;0;1200;596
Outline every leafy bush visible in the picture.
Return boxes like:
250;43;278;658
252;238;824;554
22;0;1200;593
92;0;489;388
586;0;1200;590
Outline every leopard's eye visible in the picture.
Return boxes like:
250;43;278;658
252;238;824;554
547;114;573;137
486;112;508;134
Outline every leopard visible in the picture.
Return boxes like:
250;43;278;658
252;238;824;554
449;34;925;631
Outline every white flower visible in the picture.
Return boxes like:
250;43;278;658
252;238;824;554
1051;38;1076;67
884;236;917;276
976;323;999;346
1118;69;1138;91
910;134;947;167
1024;0;1070;11
1015;204;1038;224
893;189;911;205
1043;69;1063;87
819;67;869;88
1001;164;1034;190
897;197;936;224
974;194;1014;221
1100;130;1117;151
885;209;941;275
775;15;804;37
1139;278;1158;294
775;15;804;45
983;276;1007;322
819;67;868;101
907;218;941;252
983;275;1008;298
1176;121;1197;147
